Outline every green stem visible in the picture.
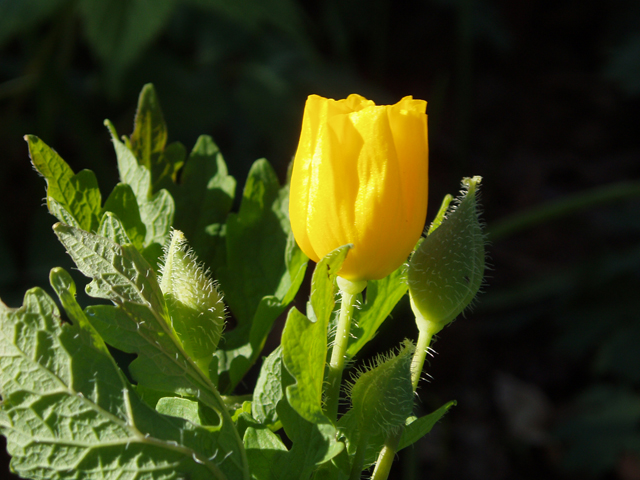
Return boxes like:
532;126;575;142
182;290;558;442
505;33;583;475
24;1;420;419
349;431;371;480
324;277;367;422
411;329;434;390
370;431;402;480
371;321;436;480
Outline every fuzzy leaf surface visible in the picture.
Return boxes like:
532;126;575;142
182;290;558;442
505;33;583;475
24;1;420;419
53;223;248;478
0;274;244;480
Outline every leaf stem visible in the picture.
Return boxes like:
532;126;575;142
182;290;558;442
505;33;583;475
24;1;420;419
324;277;367;422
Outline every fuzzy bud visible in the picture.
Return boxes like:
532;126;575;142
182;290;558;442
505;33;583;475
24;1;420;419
408;176;485;336
348;341;415;436
158;230;225;376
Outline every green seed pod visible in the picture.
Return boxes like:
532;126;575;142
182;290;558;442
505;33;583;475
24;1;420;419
159;229;225;376
408;176;485;336
348;341;415;437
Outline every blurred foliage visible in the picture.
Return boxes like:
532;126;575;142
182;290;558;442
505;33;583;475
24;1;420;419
2;0;640;479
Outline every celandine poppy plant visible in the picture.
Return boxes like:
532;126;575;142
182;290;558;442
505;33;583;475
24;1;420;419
289;94;429;281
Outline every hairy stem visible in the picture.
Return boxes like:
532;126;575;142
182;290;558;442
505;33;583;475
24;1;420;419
324;277;366;422
411;329;434;390
370;431;402;480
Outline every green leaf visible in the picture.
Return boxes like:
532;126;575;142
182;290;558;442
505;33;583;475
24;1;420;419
250;355;344;480
97;211;134;245
217;159;286;323
103;183;147;248
244;426;288;480
155;396;222;428
216;159;307;392
0;277;245;480
346;264;408;359
48;197;83;229
27;135;102;232
276;398;344;480
105;120;174;252
281;308;327;422
281;245;351;424
127;83;186;192
79;0;177;82
49;267;111;356
169;135;236;273
397;400;457;451
253;346;284;426
335;400;455;469
52;223;249;478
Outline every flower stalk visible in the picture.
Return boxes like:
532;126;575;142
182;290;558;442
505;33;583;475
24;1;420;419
325;277;367;422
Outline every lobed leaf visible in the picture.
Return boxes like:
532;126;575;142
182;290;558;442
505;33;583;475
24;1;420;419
0;271;246;480
275;399;344;480
105;120;175;256
52;223;249;479
244;426;288;480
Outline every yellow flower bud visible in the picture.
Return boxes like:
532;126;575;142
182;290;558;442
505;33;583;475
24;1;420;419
289;94;429;281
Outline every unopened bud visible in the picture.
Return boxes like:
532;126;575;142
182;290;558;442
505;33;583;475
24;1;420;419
408;176;485;335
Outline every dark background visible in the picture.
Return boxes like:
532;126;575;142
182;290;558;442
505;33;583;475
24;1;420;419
1;0;640;479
